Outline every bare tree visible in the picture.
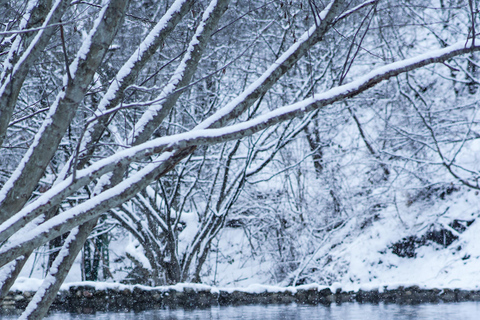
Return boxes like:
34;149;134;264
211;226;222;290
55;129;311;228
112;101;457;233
0;0;479;317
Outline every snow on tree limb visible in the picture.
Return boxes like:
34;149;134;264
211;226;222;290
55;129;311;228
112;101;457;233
130;0;231;145
0;255;29;299
0;0;129;224
0;0;38;84
1;38;478;268
1;4;479;315
73;0;193;172
18;223;91;320
197;0;344;130
0;0;70;148
0;0;230;263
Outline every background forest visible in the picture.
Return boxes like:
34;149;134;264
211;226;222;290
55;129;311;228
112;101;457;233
0;0;479;318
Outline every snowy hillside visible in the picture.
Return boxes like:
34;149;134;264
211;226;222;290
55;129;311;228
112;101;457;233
199;186;480;290
11;185;480;293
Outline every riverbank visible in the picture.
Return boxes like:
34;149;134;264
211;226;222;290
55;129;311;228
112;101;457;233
3;282;480;314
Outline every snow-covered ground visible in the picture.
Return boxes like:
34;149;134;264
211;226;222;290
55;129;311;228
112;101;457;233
11;185;480;293
323;188;480;291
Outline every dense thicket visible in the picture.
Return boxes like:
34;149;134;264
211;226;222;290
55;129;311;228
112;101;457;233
0;0;478;318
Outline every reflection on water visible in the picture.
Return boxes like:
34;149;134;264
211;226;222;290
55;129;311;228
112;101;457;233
4;302;480;319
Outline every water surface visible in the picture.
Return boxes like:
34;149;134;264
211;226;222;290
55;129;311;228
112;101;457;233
5;302;480;319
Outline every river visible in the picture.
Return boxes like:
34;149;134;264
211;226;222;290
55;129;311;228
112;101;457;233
3;302;480;319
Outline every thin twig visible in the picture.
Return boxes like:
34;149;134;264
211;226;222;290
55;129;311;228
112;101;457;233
60;21;72;83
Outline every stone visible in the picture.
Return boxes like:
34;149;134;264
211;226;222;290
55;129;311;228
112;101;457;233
4;286;480;313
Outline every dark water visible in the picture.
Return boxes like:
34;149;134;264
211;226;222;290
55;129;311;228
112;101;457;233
5;302;480;319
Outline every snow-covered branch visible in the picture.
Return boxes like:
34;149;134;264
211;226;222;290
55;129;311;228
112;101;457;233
1;37;478;268
0;0;129;224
